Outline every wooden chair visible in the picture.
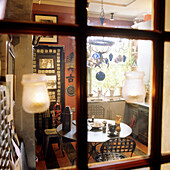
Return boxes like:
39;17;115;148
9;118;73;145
88;105;105;119
95;137;136;162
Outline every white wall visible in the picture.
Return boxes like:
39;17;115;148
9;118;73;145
137;40;152;84
137;20;152;85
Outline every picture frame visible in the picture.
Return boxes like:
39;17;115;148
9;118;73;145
34;14;58;44
39;58;54;69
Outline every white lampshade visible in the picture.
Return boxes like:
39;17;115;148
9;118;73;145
122;71;146;103
21;74;50;113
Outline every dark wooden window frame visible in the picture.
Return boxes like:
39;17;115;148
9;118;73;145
0;0;169;169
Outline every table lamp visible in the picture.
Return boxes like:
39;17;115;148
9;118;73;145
21;74;50;113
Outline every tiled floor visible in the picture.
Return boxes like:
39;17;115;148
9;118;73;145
36;137;148;170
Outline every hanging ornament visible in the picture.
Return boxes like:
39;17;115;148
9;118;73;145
105;58;108;64
123;55;127;62
96;71;105;81
109;53;113;61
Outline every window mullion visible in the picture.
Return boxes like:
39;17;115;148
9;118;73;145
154;0;165;32
151;0;165;169
75;0;88;169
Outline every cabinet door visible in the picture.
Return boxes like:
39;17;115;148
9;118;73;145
124;103;138;138
128;104;139;138
138;106;149;145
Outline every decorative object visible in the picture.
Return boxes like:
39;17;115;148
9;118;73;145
21;74;50;113
99;0;105;26
115;115;122;132
122;71;146;103
87;37;114;68
33;45;65;106
109;125;117;132
108;124;117;137
109;53;113;61
39;58;54;69
96;71;105;81
46;75;57;89
66;74;75;83
34;14;58;44
115;38;129;53
123;55;126;62
66;85;75;96
62;106;72;132
109;89;114;97
66;52;75;72
110;13;114;21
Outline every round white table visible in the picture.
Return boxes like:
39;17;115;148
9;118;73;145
56;119;132;157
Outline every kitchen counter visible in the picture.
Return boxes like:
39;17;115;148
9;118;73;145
87;97;150;120
88;97;125;103
88;97;126;120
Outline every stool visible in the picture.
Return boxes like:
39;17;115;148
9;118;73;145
43;128;60;157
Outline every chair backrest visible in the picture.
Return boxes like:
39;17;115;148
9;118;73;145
88;105;105;119
100;137;136;157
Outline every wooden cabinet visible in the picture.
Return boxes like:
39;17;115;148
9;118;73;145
124;103;149;145
138;106;149;145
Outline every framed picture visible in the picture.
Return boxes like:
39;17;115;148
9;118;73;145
39;58;54;69
34;14;58;44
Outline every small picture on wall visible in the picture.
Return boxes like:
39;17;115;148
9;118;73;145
34;14;58;44
39;58;54;69
46;75;57;89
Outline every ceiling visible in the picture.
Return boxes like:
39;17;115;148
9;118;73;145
33;0;152;21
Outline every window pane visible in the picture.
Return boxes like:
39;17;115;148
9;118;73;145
0;33;76;169
87;36;152;165
87;0;153;30
162;42;170;153
165;0;170;31
162;164;170;170
0;0;75;24
132;168;150;170
33;35;76;169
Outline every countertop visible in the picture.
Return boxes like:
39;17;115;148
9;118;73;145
88;97;150;108
88;97;125;103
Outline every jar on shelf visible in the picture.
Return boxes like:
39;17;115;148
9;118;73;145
122;71;146;103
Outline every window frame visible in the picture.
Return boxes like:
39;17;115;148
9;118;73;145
0;0;169;169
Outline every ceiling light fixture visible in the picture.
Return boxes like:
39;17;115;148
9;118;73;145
100;0;105;26
110;13;114;21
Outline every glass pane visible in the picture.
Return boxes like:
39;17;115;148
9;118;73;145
132;168;150;170
0;33;76;169
162;164;170;170
87;36;152;165
165;0;170;31
33;35;76;169
0;0;75;24
162;42;170;153
87;0;153;30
